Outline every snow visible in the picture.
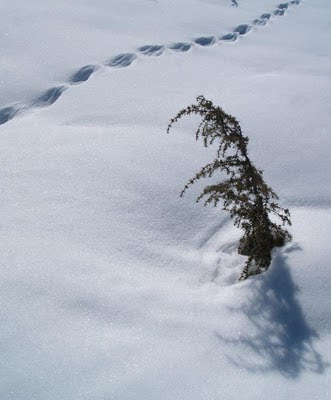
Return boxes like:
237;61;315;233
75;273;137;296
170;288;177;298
0;0;330;399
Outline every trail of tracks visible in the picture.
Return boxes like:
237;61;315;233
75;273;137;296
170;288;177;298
0;1;303;126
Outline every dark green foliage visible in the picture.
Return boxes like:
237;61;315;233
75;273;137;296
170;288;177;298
167;96;291;280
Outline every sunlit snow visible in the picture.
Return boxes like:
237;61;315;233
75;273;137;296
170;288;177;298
0;1;330;399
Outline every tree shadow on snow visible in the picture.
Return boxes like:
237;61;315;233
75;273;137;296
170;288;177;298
215;245;329;378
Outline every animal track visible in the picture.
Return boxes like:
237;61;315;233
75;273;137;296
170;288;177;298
233;24;251;35
0;1;303;126
194;36;216;46
32;86;67;108
168;42;192;52
106;53;137;67
274;8;285;15
138;45;165;56
261;13;272;20
220;33;238;42
0;87;66;125
70;65;98;84
274;2;291;15
278;3;289;9
0;106;23;126
253;18;268;26
253;12;272;26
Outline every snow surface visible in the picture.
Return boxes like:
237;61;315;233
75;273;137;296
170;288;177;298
0;0;330;399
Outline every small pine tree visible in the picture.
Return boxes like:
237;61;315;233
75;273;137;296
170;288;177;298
167;96;291;280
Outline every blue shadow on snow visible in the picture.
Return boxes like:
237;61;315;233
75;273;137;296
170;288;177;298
215;246;329;378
